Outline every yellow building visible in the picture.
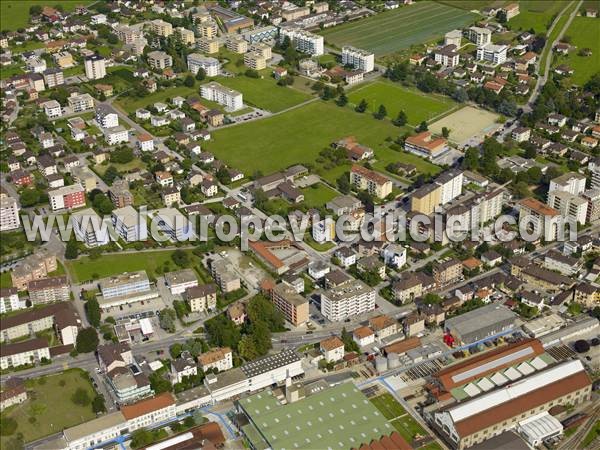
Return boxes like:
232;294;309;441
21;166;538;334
149;19;173;37
349;165;392;199
243;51;266;70
226;35;248;54
197;37;220;54
175;27;195;45
249;43;272;60
411;183;442;215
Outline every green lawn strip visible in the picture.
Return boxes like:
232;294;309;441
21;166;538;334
205;100;399;174
0;368;97;445
319;2;477;55
553;16;600;84
347;81;456;126
301;183;339;209
316;163;352;186
304;234;335;252
66;250;201;283
0;271;13;288
215;75;313;113
0;65;25;80
539;1;577;76
93;159;146;176
372;146;442;177
581;420;600;448
370;393;408;420
390;416;427;445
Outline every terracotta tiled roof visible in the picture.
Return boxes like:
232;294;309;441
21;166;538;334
320;336;344;351
121;392;175;420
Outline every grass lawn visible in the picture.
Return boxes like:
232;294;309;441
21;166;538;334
66;250;194;282
554;16;600;85
215;74;313;112
370;393;408;420
373;147;442;178
304;234;336;252
539;1;577;76
0;65;25;80
205;100;400;174
0;271;12;288
319;2;477;56
317;163;352;186
0;1;83;31
0;369;97;446
301;183;339;208
94;159;146;176
437;0;505;10
218;48;246;74
115;84;200;113
8;40;45;54
507;1;570;34
348;81;456;125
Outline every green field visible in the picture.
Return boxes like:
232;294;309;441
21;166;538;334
437;0;506;10
115;84;201;113
554;16;600;84
0;1;84;31
373;146;442;178
370;393;427;445
507;1;570;34
0;369;97;447
215;75;314;113
539;1;577;76
66;250;197;282
205;100;400;174
320;2;477;55
301;183;339;208
348;81;456;125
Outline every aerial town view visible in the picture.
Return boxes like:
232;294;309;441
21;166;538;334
0;0;599;449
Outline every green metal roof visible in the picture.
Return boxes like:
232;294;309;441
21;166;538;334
240;382;394;450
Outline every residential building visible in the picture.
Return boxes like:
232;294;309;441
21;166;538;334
28;276;69;305
147;51;172;70
197;37;220;54
411;183;442;215
42;99;62;118
67;92;94;112
115;24;142;44
270;283;309;326
320;336;345;363
153;208;196;242
249;43;271;60
210;259;241;293
341;46;375;72
200;82;243;111
434;45;460;67
175;27;195;45
184;284;217;312
353;326;375;347
198;347;233;372
477;43;508;65
548;172;587;196
465;27;492;46
511;126;531;142
226;35;248;53
0;380;27;412
43;68;64;88
369;315;399;340
0;338;50;370
164;269;198;295
187;54;220;77
95;104;119;128
171;355;197;385
349;165;392;199
162;186;181;207
280;28;324;56
0;196;20;231
10;250;57;291
502;2;520;19
71;208;110;248
312;217;335;243
0;288;21;315
547;190;588;225
518;198;561;241
405;131;449;160
432;258;462;286
84;54;106;80
99;271;151;301
321;279;376;322
109;180;133;208
244;51;267;70
149;19;173;37
103;126;128;145
48;183;85;211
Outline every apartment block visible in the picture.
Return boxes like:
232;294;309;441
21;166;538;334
349;165;392;199
198;347;233;372
48;183;86;211
465;26;491;46
10;250;57;291
477;43;508;65
0;196;20;231
149;19;173;37
0;288;21;315
342;46;375;73
244;51;267;70
28;276;69;305
226;35;248;53
547;190;588;225
112;205;143;242
175;27;195;45
147;51;173;70
84;54;106;80
197;37;220;54
321;279;375;322
187;53;220;77
270;283;309;326
67;92;94;112
518;198;561;241
200;82;243;111
184;284;217;313
280;28;324;56
548;172;587;196
115;24;142;44
405;131;449;160
99;271;151;300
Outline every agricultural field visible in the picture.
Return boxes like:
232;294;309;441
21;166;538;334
0;369;97;447
319;2;477;56
0;1;83;31
553;16;600;84
216;75;314;113
347;81;457;126
506;1;570;34
437;0;506;10
205;100;400;174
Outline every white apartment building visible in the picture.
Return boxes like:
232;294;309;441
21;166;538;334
437;170;464;205
84;55;106;80
112;206;144;242
0;288;21;315
0;339;50;370
153;208;196;241
43;68;64;88
149;19;173;37
187;53;220;77
67;92;94;112
164;269;198;295
547;190;588;225
434;45;460;67
312;218;335;243
103;126;129;145
0;196;20;231
200;82;243;111
465;26;492;46
71;208;110;248
518;198;562;241
321;279;376;322
147;51;173;70
549;172;587;196
280;28;324;56
342;46;375;73
198;347;233;372
43;99;62;118
26;56;46;73
90;13;107;25
95;105;119;128
114;25;142;44
477;43;508;65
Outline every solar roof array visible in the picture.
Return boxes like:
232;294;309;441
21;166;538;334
241;349;300;378
239;382;393;450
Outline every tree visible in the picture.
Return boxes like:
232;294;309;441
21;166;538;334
130;429;155;449
92;394;107;414
85;298;101;328
373;104;387;120
76;328;99;353
149;372;172;394
574;339;590;353
111;147;134;164
204;314;241;348
184;75;195;87
107;33;119;45
441;127;450;138
91;192;114;215
171;249;190;267
238;334;259;360
341;327;359;353
20;188;40;207
104;166;119;185
65;237;79;259
461;147;479;170
170;343;183;359
159;308;177;333
336;92;348;107
393;110;407;127
523;144;537;159
355;98;368;113
71;387;91;406
452;88;468;103
245;69;260;78
247;295;285;331
195;68;206;81
29;5;42;16
417;121;428;132
336;174;350;194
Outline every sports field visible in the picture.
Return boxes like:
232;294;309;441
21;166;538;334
216;75;313;113
205;100;399;174
554;16;600;85
429;106;500;147
319;2;477;56
348;81;457;126
507;1;570;34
